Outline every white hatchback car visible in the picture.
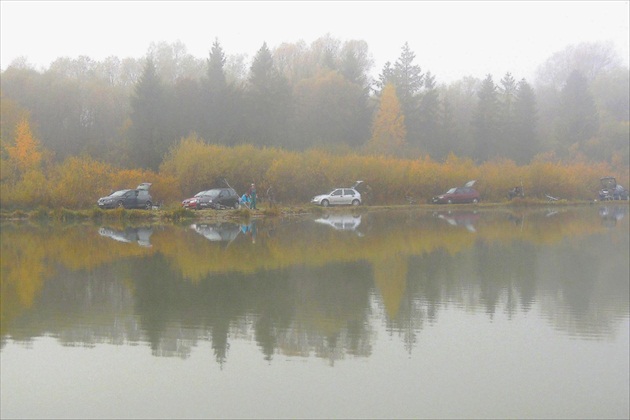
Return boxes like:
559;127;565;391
311;188;362;207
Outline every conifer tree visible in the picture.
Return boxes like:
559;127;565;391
418;72;441;156
472;74;500;161
498;72;517;158
513;79;538;163
391;43;424;148
246;43;292;147
128;57;168;169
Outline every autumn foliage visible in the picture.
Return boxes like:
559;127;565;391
1;120;628;209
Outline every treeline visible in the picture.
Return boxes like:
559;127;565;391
1;125;627;209
1;36;628;170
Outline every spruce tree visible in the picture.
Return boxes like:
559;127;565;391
472;74;500;161
513;79;538;164
129;57;168;170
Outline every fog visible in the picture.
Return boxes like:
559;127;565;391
2;1;628;83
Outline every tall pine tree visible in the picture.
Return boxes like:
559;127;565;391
472;74;500;161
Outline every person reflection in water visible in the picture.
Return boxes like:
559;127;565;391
240;222;257;243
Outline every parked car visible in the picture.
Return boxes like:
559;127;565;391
97;183;153;209
598;177;629;201
431;180;480;204
311;187;362;207
204;188;241;209
183;188;240;210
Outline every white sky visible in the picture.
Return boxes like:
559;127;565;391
1;1;628;83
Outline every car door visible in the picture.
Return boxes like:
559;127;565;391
218;190;231;207
453;188;466;203
342;189;355;205
226;189;238;207
329;189;344;205
123;190;138;208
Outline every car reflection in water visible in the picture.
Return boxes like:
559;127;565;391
433;210;480;233
98;226;153;247
314;213;364;236
191;222;241;242
599;205;627;228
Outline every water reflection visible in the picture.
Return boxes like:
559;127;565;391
314;213;364;236
1;207;628;363
599;205;627;228
433;210;479;232
99;226;153;247
190;222;240;244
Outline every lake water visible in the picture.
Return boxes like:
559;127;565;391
1;205;628;419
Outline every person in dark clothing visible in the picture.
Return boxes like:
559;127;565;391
249;183;257;210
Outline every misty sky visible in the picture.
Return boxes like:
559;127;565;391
1;1;628;83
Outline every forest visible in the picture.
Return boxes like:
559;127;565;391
1;36;628;208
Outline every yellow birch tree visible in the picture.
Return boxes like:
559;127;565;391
7;116;42;173
367;83;407;156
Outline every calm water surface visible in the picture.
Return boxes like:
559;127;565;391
1;206;628;419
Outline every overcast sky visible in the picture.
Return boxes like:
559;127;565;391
1;1;628;83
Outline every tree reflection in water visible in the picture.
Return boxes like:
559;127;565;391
1;207;628;362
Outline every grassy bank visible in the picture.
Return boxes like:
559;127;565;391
1;198;623;223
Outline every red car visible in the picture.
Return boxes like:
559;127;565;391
431;180;480;204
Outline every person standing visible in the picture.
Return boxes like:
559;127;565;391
249;183;257;210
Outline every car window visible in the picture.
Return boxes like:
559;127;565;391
331;189;342;196
110;190;127;197
446;188;456;194
345;189;355;196
207;189;220;197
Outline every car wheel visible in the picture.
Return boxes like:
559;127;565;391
321;199;330;207
472;198;479;204
233;202;240;209
117;201;124;208
352;199;360;206
144;201;152;210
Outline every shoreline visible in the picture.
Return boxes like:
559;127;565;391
1;199;627;224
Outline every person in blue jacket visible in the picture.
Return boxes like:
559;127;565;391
240;193;251;208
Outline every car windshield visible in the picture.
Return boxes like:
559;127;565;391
206;189;221;197
446;188;457;194
194;191;207;197
110;190;129;197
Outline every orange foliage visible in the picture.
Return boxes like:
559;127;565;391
6;117;42;172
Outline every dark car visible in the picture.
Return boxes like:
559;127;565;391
200;188;241;209
431;180;480;204
182;188;240;210
97;183;153;209
598;177;629;201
